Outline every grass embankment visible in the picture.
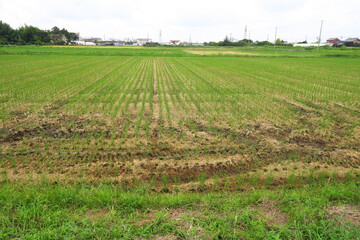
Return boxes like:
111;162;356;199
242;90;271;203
0;180;359;239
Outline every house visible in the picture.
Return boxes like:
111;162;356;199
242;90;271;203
136;38;151;45
181;41;191;46
81;37;102;42
73;41;96;46
293;43;326;47
170;40;180;45
52;34;67;42
96;41;116;46
326;38;340;44
344;38;360;44
114;41;125;46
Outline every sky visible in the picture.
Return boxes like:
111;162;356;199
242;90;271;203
0;0;359;43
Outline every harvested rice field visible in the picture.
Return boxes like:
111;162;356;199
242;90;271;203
0;46;359;239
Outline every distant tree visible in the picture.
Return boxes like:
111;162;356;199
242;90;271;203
55;40;66;45
207;41;218;46
0;20;15;44
220;36;231;46
344;41;360;47
0;20;81;45
204;38;254;47
255;41;272;46
17;25;51;44
60;28;67;34
51;26;60;34
49;26;78;44
68;32;79;41
274;38;293;47
144;42;160;47
239;39;252;45
275;38;283;45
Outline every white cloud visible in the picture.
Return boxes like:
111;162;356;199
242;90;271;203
0;0;359;42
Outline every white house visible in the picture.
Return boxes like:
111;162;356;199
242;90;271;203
293;43;326;47
136;38;151;45
74;40;96;46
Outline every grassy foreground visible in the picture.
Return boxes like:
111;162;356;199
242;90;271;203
0;180;359;239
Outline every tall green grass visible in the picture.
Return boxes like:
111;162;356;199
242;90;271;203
0;181;358;239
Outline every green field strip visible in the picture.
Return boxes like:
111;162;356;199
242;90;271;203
109;58;147;118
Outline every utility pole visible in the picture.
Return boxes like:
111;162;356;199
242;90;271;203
189;34;192;45
317;20;324;51
244;25;247;40
273;27;277;49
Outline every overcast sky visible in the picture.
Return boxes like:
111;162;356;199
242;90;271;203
1;0;359;43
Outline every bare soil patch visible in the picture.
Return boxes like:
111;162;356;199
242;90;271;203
85;208;110;220
167;208;210;239
145;234;179;240
134;210;158;226
252;199;288;226
327;205;360;226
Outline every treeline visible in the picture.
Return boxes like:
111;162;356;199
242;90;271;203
342;42;360;47
204;36;293;47
0;20;78;45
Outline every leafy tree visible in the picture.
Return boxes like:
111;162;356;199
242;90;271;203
273;38;293;47
255;41;272;46
0;20;81;45
344;41;360;47
17;24;51;44
49;26;79;44
51;26;60;34
0;20;15;44
275;38;283;45
67;32;79;42
220;36;231;46
144;42;160;47
238;39;253;45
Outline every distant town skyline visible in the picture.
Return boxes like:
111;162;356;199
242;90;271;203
1;0;359;43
